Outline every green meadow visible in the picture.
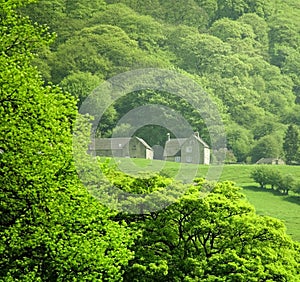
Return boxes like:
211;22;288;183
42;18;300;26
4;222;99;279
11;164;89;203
109;158;300;241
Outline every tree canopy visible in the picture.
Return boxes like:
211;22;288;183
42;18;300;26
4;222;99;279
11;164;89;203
0;1;133;280
20;0;300;163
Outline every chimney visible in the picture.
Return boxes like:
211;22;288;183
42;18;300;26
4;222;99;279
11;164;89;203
167;133;171;141
194;132;199;138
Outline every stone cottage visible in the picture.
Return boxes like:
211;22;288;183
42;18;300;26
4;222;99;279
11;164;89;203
163;132;210;164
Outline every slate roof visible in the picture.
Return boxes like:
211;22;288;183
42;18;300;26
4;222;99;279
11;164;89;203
93;138;131;150
256;158;285;164
91;137;153;151
192;135;209;148
163;138;186;157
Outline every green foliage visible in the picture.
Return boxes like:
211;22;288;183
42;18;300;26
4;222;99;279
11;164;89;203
283;124;299;164
250;167;272;189
238;13;269;56
251;135;283;163
3;1;300;280
122;180;300;281
250;166;298;195
291;181;300;195
97;160;186;214
20;0;300;163
1;2;133;280
59;71;103;106
277;174;295;195
99;160;172;194
89;3;166;52
210;17;255;42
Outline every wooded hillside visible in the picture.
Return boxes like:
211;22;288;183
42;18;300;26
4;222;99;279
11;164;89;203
21;0;300;163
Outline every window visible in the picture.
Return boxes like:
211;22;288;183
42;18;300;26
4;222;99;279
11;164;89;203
175;156;181;162
132;145;136;150
186;146;192;153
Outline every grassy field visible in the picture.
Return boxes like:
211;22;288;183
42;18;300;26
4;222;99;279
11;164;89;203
107;158;300;241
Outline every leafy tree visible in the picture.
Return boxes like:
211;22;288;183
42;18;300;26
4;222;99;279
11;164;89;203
65;0;106;19
283;124;299;164
122;180;300;281
250;167;272;189
268;170;283;190
283;105;300;126
51;23;171;83
291;181;300;195
227;126;253;162
251;135;282;163
281;47;300;98
89;3;166;52
194;0;218;22
238;13;269;57
233;103;265;129
250;166;287;191
277;174;295;195
59;71;103;106
158;0;209;28
0;2;133;280
252;119;281;140
251;168;297;195
177;33;232;75
209;17;255;43
105;0;162;20
215;0;250;20
20;0;66;33
214;0;274;20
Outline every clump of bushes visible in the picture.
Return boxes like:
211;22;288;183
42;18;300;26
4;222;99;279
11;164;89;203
250;166;299;195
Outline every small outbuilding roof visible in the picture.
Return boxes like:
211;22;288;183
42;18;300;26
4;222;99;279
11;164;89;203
256;158;285;164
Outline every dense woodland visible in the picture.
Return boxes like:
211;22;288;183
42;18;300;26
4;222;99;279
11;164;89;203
21;0;300;163
1;0;300;281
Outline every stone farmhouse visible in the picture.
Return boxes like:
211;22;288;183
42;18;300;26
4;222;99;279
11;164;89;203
163;132;210;164
89;137;153;159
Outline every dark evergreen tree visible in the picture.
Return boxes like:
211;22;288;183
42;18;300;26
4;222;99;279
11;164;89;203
283;124;299;164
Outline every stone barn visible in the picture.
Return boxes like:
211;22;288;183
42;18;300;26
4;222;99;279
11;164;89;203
89;137;153;159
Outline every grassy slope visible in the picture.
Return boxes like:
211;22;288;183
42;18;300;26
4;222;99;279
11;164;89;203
111;158;300;241
217;165;300;242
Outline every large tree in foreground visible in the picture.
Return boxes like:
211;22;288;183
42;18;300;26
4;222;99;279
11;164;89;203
0;1;132;280
121;180;300;281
